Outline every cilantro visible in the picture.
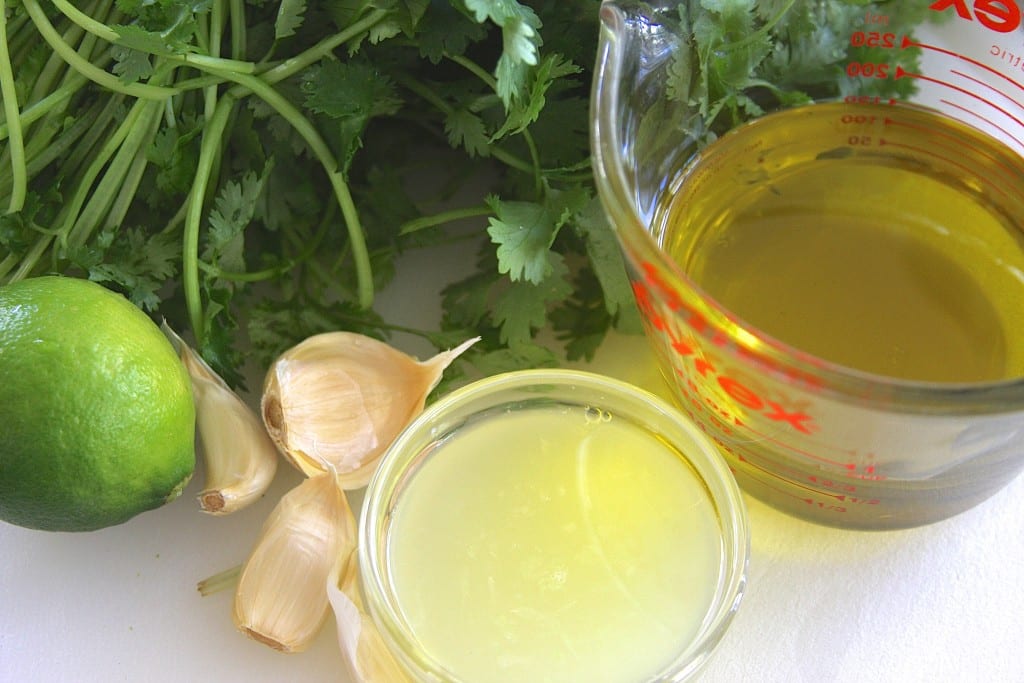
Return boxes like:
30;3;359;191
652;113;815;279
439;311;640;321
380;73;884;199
301;60;402;174
275;0;307;40
445;108;491;158
669;0;928;142
67;226;179;313
492;254;572;347
8;0;922;391
486;196;562;284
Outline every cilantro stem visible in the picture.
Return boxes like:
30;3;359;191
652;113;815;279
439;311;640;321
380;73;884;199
210;68;374;309
56;94;127;186
67;98;164;248
172;56;257;78
721;0;797;52
205;0;226;123
196;260;291;283
446;53;543;197
229;0;246;61
183;94;237;343
4;227;53;282
393;74;533;175
257;8;391;86
447;54;494;90
27;18;84;105
197;564;241;596
52;0;256;76
22;0;178;101
0;73;87;143
55;99;148;250
0;7;27;213
103;111;163;230
522;127;543;199
49;0;118;43
400;205;491;235
490;146;534;175
0;254;18;281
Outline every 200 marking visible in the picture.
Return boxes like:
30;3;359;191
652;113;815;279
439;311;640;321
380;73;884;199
846;61;891;79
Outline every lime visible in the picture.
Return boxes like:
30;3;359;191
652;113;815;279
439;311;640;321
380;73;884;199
0;276;196;532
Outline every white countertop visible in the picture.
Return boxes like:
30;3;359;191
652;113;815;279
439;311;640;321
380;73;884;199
2;243;1023;683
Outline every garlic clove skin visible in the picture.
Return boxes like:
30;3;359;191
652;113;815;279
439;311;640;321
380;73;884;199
162;323;279;514
261;333;478;488
233;472;356;653
327;544;411;682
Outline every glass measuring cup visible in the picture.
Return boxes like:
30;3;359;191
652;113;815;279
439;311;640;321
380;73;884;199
591;0;1024;529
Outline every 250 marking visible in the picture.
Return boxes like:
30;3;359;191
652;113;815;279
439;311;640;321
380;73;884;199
849;30;897;48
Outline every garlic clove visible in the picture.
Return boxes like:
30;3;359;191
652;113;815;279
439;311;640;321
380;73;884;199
327;542;411;682
163;322;279;514
233;472;356;653
261;333;478;488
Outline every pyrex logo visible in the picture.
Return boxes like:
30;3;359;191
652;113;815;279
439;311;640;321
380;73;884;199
631;261;819;436
930;0;1022;32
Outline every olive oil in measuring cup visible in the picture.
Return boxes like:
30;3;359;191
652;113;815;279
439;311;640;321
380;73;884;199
656;102;1024;383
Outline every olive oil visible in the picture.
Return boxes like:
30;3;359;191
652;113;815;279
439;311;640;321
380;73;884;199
655;103;1024;382
386;406;723;683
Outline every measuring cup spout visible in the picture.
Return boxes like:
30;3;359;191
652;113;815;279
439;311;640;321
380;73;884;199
593;0;694;231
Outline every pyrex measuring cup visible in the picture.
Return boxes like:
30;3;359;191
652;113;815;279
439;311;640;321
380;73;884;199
592;0;1024;529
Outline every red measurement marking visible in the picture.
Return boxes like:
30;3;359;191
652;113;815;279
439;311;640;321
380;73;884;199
950;68;1024;111
737;419;857;470
834;496;882;505
939;98;1024;152
879;136;1011;200
733;456;811;502
802;499;847;513
733;452;847;500
894;65;1024;131
883;115;1021;185
808;475;857;493
901;35;1024;94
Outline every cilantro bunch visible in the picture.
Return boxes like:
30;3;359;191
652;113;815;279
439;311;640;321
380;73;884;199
668;0;927;145
0;0;638;387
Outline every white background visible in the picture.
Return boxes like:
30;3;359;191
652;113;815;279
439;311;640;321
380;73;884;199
2;241;1022;683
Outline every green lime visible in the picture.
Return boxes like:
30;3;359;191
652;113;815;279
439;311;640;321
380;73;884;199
0;276;196;532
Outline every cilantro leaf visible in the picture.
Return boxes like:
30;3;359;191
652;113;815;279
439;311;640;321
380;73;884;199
550;267;613;362
302;60;403;173
492;53;581;140
417;2;488;63
486;197;563;284
575;196;641;332
1;0;653;387
110;44;154;84
275;0;307;39
445;109;491;158
326;0;429;49
469;344;560;375
464;0;543;105
71;227;179;312
203;163;273;273
492;254;572;347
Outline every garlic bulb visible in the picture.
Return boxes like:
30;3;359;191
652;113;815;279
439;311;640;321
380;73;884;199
163;323;279;514
233;472;355;653
261;333;478;488
327;544;411;682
